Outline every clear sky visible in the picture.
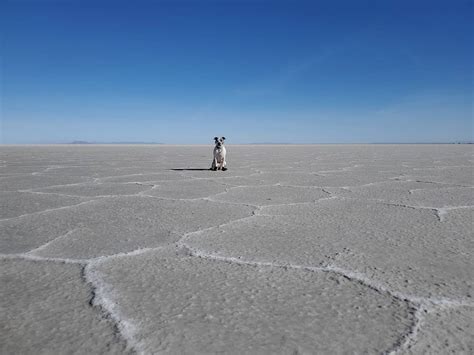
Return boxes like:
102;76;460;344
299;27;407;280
1;0;472;144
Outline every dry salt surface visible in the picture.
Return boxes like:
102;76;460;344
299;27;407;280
1;144;473;354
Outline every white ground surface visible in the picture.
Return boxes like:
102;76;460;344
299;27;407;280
1;144;473;354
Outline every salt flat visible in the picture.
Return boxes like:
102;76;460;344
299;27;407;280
1;144;473;354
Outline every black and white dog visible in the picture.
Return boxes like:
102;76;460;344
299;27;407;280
211;137;227;171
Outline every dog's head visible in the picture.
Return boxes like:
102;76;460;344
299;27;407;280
214;136;226;148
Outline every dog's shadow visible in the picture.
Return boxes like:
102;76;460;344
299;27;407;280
170;168;211;171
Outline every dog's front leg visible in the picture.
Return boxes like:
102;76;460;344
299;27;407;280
211;158;217;171
222;159;227;171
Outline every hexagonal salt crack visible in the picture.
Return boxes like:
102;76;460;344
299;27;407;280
0;259;129;354
212;185;329;206
1;196;254;259
185;199;473;300
93;247;414;354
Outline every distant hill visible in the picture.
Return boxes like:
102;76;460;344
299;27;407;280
248;142;293;145
69;141;162;144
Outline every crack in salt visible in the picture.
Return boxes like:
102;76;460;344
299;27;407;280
0;252;88;264
82;262;145;354
0;199;101;222
0;248;162;355
384;307;424;355
379;201;473;222
25;229;80;256
176;241;473;355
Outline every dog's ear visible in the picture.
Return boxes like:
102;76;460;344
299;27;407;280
222;137;226;140
214;137;218;141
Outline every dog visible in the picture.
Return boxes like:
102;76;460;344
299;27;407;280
211;137;227;171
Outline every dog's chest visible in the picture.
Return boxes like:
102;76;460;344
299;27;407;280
214;146;226;161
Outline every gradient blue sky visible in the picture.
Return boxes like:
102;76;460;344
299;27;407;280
1;0;472;144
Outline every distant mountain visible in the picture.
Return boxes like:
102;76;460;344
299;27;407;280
69;141;162;144
107;142;163;144
248;142;293;145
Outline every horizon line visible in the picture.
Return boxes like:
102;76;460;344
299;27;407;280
1;142;472;146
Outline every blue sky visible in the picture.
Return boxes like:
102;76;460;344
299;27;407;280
1;0;472;144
